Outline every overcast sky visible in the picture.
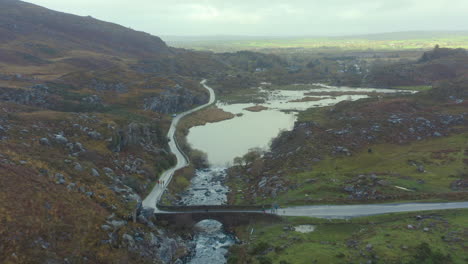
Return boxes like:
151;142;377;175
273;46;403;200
24;0;468;36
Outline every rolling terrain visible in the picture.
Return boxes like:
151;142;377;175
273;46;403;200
0;0;231;263
1;1;467;263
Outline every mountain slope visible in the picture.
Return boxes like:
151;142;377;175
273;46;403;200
0;0;170;58
0;1;225;263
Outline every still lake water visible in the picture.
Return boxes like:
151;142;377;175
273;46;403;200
183;84;410;264
187;84;405;166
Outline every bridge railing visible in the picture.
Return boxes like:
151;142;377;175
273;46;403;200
156;203;270;212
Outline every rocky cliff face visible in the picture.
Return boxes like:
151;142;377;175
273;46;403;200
144;85;209;114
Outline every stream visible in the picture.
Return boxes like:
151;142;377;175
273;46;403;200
182;84;411;264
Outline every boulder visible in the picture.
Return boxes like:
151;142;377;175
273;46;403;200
91;168;100;177
39;137;50;146
74;162;83;171
54;134;68;144
66;183;76;191
109;220;126;229
55;173;66;184
158;237;179;264
417;165;425;173
122;234;135;248
88;131;102;140
74;142;85;152
101;225;112;231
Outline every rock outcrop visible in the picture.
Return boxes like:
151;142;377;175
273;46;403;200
144;85;208;114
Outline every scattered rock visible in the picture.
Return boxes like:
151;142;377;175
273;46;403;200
74;162;83;171
101;225;112;231
55;173;66;185
39;137;50;146
450;179;468;190
417;165;425;173
74;142;85;152
54;134;68;144
81;95;103;105
88;131;102;140
143;85;208;114
66;183;76;191
109;220;126;229
91;168;100;177
122;234;135;248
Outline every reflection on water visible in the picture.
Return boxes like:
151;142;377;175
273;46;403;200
187;84;407;166
187;107;296;166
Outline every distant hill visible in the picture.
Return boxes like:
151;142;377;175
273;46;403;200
164;31;468;52
0;0;170;58
340;31;468;41
366;46;468;88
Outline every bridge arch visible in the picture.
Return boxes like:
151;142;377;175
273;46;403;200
155;211;282;230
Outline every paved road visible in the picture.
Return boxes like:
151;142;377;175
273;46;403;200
142;80;215;211
154;202;468;219
277;201;468;219
143;80;468;218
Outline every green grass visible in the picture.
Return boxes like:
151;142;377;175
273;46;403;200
230;209;468;264
252;133;468;206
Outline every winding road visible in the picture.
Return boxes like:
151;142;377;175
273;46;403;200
142;80;215;211
143;79;468;218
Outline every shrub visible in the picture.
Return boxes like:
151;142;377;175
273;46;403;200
407;242;452;264
249;241;271;255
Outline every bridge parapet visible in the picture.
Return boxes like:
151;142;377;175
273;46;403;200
156;203;267;212
154;211;282;229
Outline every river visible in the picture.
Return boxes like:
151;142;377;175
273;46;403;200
182;84;411;264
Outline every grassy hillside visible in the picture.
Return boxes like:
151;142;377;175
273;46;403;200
228;209;468;264
227;49;468;206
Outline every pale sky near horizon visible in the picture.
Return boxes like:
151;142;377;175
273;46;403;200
23;0;468;37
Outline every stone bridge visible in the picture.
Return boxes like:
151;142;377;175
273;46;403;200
153;205;282;229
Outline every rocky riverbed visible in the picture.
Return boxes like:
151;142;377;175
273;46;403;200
178;167;236;264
